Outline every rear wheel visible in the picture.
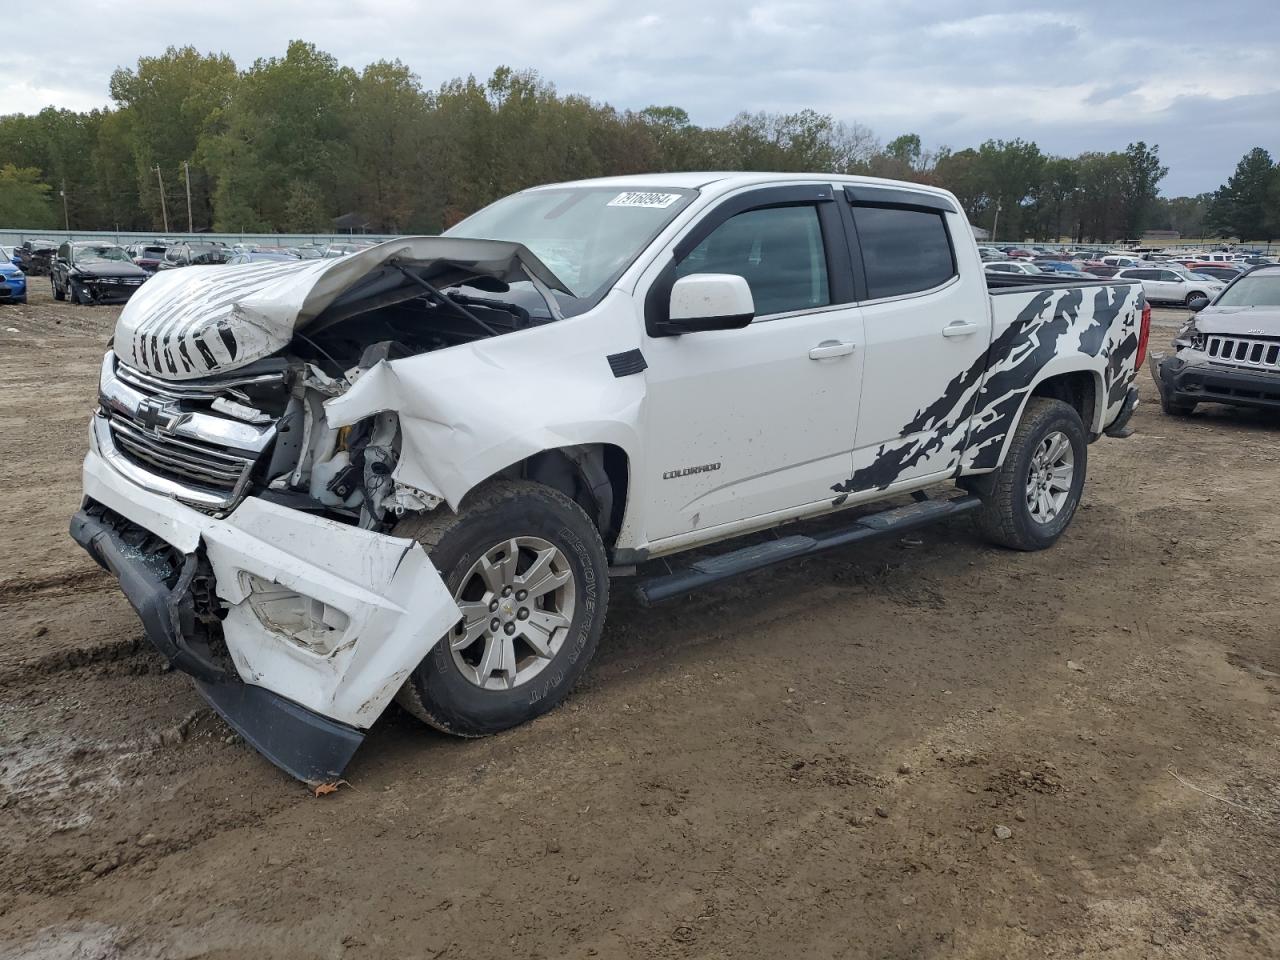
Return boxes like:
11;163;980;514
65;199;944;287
394;479;608;737
974;397;1087;551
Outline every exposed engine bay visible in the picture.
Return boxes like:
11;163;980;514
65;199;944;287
101;238;573;534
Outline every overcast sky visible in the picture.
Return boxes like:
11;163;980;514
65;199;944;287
10;0;1279;195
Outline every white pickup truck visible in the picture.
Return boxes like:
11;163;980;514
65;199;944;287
72;173;1149;783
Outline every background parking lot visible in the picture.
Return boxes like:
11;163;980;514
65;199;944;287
1;290;1277;959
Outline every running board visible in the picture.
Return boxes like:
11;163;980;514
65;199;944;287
635;495;982;605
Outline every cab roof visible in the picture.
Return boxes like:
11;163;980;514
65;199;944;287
526;171;962;208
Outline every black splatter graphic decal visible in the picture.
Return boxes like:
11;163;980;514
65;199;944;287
832;284;1141;503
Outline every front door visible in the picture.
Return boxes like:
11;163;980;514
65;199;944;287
640;188;865;543
842;197;993;493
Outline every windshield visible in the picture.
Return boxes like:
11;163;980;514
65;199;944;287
446;186;697;300
76;244;129;263
1214;274;1280;308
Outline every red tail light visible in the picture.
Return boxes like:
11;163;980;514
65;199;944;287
1136;301;1152;368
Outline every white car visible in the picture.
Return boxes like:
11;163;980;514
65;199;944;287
984;260;1041;275
72;172;1147;782
1114;266;1225;306
1101;254;1144;268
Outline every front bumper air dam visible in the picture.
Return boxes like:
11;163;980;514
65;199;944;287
1150;352;1280;411
71;507;364;783
73;441;462;784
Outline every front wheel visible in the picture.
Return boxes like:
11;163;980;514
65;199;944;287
974;397;1087;551
394;479;608;737
52;276;65;301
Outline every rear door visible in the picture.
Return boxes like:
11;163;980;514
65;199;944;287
1160;269;1194;300
639;184;865;542
839;187;992;494
1144;268;1175;301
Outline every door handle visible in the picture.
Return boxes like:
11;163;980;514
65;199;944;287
808;340;856;360
942;321;980;338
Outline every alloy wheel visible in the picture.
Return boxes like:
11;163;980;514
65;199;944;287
1026;431;1075;524
448;536;576;691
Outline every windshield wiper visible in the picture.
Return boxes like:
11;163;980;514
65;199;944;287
446;291;533;329
394;264;500;337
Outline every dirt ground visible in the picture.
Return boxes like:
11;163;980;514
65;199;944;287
1;284;1278;960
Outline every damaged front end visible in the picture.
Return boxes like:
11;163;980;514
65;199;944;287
1150;307;1280;412
73;238;575;783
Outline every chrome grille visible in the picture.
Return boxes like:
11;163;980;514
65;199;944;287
97;352;279;512
1205;335;1280;370
107;414;254;490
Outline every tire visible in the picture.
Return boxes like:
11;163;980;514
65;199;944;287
974;397;1087;551
52;275;65;301
1160;393;1196;416
1185;292;1207;306
68;280;85;305
393;479;608;737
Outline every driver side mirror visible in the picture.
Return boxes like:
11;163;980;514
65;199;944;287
662;274;755;335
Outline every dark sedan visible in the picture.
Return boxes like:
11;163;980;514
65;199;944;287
15;239;57;276
51;242;149;305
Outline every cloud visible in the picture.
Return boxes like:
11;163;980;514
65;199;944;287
1085;82;1142;106
3;0;1277;194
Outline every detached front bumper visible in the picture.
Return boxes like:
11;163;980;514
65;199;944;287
1152;351;1280;411
78;278;145;303
73;439;461;783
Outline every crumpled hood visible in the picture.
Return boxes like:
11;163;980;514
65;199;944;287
114;236;568;380
77;261;147;279
1193;305;1280;336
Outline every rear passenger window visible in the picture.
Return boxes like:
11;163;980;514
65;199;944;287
852;206;956;299
675;205;830;316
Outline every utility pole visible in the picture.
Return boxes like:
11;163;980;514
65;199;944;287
60;181;69;230
154;165;170;233
991;201;1002;243
183;161;194;233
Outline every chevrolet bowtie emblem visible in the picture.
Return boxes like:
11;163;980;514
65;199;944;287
135;397;184;433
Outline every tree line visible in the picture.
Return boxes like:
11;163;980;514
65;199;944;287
0;41;1276;242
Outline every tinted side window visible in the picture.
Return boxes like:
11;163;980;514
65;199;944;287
852;206;956;299
1160;271;1181;282
675;205;830;316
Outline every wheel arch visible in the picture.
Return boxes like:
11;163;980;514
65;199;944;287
453;443;633;550
963;360;1105;477
1029;367;1104;435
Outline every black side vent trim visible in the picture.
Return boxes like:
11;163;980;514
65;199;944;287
607;349;648;378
